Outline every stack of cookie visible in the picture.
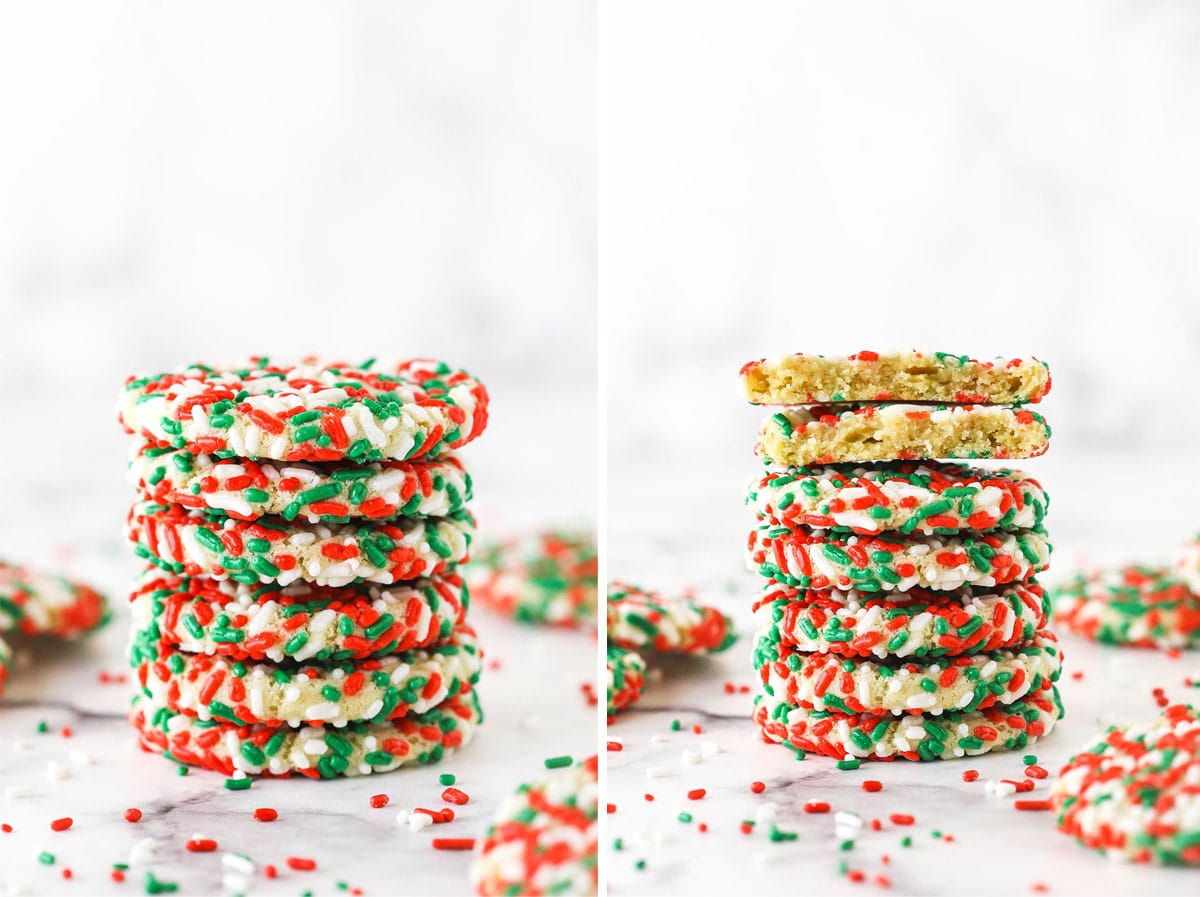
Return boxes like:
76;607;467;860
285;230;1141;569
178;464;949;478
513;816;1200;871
741;351;1064;762
117;358;490;779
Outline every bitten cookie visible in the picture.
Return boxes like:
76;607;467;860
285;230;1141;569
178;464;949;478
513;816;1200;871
471;755;598;896
467;531;598;627
740;351;1051;406
746;524;1051;592
755;629;1062;716
606;645;647;719
131;448;472;522
755;686;1063;762
127;502;474;586
129;572;467;663
607;581;736;655
1053;564;1200;650
130;690;482;778
119;357;489;463
131;624;481;727
758;404;1051;467
0;561;110;639
752;580;1049;659
1052;704;1199;865
749;461;1048;535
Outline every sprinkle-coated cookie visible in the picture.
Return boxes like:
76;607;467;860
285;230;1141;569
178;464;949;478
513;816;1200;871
0;560;110;639
118;357;489;463
757;403;1052;467
1052;703;1200;865
746;524;1051;592
130;447;472;523
128;572;467;663
607;581;735;655
0;634;10;696
131;624;481;727
131;689;481;778
754;686;1063;762
127;502;474;587
606;644;647;719
749;461;1048;535
752;580;1050;659
1053;565;1200;650
1176;536;1200;596
467;531;598;627
755;628;1062;716
471;755;599;896
740;351;1052;406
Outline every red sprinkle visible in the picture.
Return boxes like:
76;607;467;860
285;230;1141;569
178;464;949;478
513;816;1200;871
1025;765;1049;779
644;793;655;802
186;838;217;852
607;803;616;814
889;814;915;826
124;808;142;823
804;801;831;814
442;787;470;805
607;741;623;751
961;770;979;783
50;817;73;832
1014;800;1053;811
264;864;277;880
431;838;475;851
286;857;317;871
111;870;125;883
1;824;11;833
861;780;883;792
253;808;278;822
687;789;707;801
750;781;765;794
369;794;389;809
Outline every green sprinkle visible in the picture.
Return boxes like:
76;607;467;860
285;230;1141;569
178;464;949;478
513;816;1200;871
544;755;573;769
224;777;252;791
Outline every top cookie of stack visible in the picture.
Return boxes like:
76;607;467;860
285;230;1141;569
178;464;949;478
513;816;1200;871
742;350;1051;466
743;350;1062;764
118;357;490;779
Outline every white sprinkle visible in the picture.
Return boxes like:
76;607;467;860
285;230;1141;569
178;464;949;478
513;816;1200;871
129;837;160;865
46;761;70;781
700;740;722;756
408;811;433;831
755;801;778;823
650;734;670;745
221;853;256;875
4;785;36;800
67;749;92;767
681;749;702;765
645;766;674;779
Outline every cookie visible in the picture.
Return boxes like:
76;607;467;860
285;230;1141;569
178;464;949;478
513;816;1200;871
749;461;1048;535
1053;565;1200;650
467;531;598;627
131;447;472;523
119;357;489;464
607;581;735;655
128;572;467;663
758;404;1052;467
1052;703;1200;865
1175;537;1200;596
131;624;481;727
0;634;10;696
0;561;110;639
746;524;1051;592
130;689;481;778
754;686;1063;761
752;580;1049;659
755;628;1062;716
127;502;474;587
471;755;598;897
606;645;647;718
740;351;1052;406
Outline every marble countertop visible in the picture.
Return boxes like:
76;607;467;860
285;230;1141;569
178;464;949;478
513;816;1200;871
606;453;1200;897
0;542;597;897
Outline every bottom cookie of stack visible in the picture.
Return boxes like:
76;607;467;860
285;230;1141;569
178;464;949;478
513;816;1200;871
131;690;482;779
754;686;1063;761
606;645;646;718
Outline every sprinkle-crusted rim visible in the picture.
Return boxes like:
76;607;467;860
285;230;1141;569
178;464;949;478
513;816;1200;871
746;523;1051;592
758;403;1052;466
466;531;598;628
0;633;10;696
1051;703;1199;865
606;644;647;719
128;571;468;663
0;561;111;640
754;685;1064;762
129;446;473;523
126;501;475;587
131;623;482;727
1052;564;1200;649
1175;537;1200;595
607;581;736;655
739;351;1052;405
130;689;482;779
752;579;1049;659
754;628;1062;717
118;357;489;463
748;461;1048;535
471;755;599;896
